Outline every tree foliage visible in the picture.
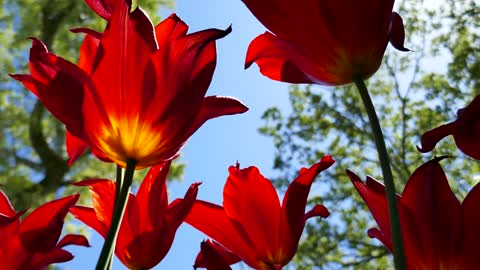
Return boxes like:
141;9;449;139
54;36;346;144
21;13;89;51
259;0;480;268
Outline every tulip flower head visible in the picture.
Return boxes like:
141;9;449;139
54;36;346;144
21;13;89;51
348;157;480;270
418;95;480;160
243;0;409;85
186;156;335;269
0;192;89;270
70;161;200;270
11;0;247;169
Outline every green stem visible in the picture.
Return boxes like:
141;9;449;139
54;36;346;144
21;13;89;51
96;159;136;270
354;78;406;270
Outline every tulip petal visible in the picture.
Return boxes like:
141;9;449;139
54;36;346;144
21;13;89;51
57;234;90;248
69;206;109;239
223;165;281;262
389;12;410;52
74;179;115;228
245;32;317;84
19;194;80;253
194;240;237;270
418;122;457;153
136;162;170;231
185;200;258;268
347;170;393;251
155;13;189;45
11;38;90;139
401;157;462;268
29;248;74;269
461;183;480;268
84;0;115;20
0;190;16;217
90;0;157;122
71;28;101;74
66;131;88;166
280;156;334;260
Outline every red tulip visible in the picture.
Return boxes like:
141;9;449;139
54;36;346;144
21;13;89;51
185;156;334;269
418;95;480;160
194;239;240;270
348;157;480;270
243;0;408;85
11;0;248;169
70;161;200;270
0;191;89;270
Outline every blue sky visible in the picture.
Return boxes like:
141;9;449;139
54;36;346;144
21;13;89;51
63;0;292;269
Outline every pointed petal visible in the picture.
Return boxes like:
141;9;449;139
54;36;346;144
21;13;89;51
187;96;248;136
155;13;189;45
57;234;90;248
74;179;115;228
0;190;16;217
245;32;317;84
461;182;480;268
304;204;330;221
66;131;88;166
280;156;334;261
401;157;462;267
19;194;80;253
223;165;281;262
135;162;170;231
347;170;393;250
84;0;115;20
185;200;258;268
367;228;393;252
389;12;409;52
69;206;109;238
71;28;101;74
29;248;74;269
124;182;201;269
11;38;90;138
90;0;157;123
194;240;238;270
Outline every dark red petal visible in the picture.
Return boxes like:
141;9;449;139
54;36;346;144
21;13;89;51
72;28;101;74
224;165;282;259
185;200;258;268
69;206;109;239
187;96;248;137
401;157;462;268
19;194;80;253
347;170;393;250
280;156;334;261
66;131;88;166
367;228;393;252
418;123;457;153
56;234;90;248
461;182;480;268
29;248;74;269
245;32;318;84
84;0;115;20
304;204;330;221
155;13;189;45
389;12;410;52
0;190;16;217
13;38;90;139
74;179;115;228
136;162;170;231
194;240;237;270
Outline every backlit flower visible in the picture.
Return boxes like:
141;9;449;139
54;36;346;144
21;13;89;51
243;0;408;85
11;0;247;169
194;239;240;270
0;191;89;270
185;156;334;269
418;95;480;160
70;161;200;270
348;157;480;270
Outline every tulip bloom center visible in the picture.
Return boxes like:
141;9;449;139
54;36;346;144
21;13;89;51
99;117;162;168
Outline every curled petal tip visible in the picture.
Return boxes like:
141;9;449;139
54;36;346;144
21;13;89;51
390;12;410;52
